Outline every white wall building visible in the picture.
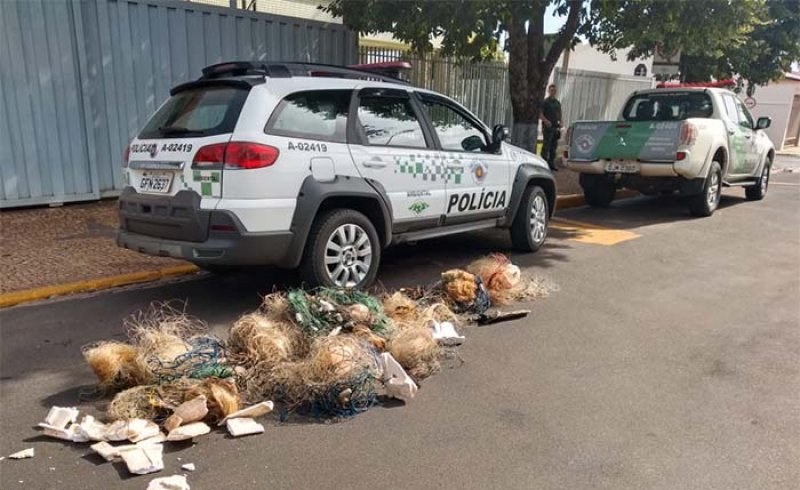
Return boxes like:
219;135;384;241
741;73;800;150
556;43;653;78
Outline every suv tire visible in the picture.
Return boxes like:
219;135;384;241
688;161;722;217
580;174;616;208
299;208;381;289
745;158;770;201
510;185;549;253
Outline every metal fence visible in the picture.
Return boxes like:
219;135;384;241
554;67;654;128
0;0;357;208
358;47;653;138
359;46;513;129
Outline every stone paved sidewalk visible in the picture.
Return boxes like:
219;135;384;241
0;200;184;293
0;170;582;295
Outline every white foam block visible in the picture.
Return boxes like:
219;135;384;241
378;352;419;402
166;422;210;442
225;418;264;437
8;448;34;459
43;407;80;429
128;420;162;443
146;474;190;490
120;444;164;475
38;423;89;443
430;320;465;346
75;415;108;442
218;401;274;426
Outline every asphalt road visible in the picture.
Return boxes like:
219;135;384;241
2;157;798;490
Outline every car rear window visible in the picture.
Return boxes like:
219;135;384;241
622;92;713;121
265;90;351;143
139;86;247;139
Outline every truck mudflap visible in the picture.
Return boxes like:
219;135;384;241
570;121;682;162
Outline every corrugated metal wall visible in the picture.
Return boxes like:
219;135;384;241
0;0;357;208
555;68;655;127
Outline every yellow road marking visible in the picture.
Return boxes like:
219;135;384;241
550;218;641;246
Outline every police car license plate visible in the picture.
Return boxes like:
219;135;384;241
139;171;173;193
605;161;639;173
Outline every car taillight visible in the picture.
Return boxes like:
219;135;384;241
192;142;279;170
193;143;227;167
224;142;279;170
679;122;698;146
123;145;130;168
676;151;687;161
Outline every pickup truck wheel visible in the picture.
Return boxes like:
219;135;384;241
745;159;770;201
688;161;722;217
510;185;549;252
299;209;380;289
581;174;616;207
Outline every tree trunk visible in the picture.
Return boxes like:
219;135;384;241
508;16;538;152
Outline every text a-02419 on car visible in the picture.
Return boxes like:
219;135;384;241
117;61;556;289
564;84;775;217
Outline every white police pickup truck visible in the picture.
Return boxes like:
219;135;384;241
118;62;556;288
565;87;775;216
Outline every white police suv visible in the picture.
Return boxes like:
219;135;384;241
118;62;556;288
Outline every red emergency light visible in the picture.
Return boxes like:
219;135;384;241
656;79;736;89
348;61;412;80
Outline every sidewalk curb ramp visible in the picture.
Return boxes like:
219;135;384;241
0;191;639;308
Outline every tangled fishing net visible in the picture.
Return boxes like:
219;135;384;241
82;256;556;424
387;327;440;382
441;269;491;314
82;341;151;392
82;303;232;397
106;377;239;423
287;288;390;336
467;253;559;304
267;336;380;418
227;312;305;368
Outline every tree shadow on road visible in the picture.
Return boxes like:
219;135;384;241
556;191;753;231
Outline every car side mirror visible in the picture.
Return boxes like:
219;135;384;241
492;124;510;144
461;135;484;152
756;117;771;130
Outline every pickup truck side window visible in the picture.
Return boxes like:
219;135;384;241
722;95;741;125
735;100;755;129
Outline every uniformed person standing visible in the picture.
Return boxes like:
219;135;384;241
540;84;562;171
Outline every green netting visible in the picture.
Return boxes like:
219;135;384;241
287;287;391;336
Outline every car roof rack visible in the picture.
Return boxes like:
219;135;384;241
200;61;411;85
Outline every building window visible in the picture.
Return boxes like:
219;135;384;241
634;64;648;77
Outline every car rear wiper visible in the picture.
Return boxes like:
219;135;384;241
158;126;205;136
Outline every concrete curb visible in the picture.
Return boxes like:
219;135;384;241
0;190;640;309
0;264;200;309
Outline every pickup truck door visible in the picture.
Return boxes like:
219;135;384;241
720;94;750;176
735;99;760;174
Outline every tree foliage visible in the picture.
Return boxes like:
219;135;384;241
322;0;799;148
322;0;586;150
585;0;800;90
